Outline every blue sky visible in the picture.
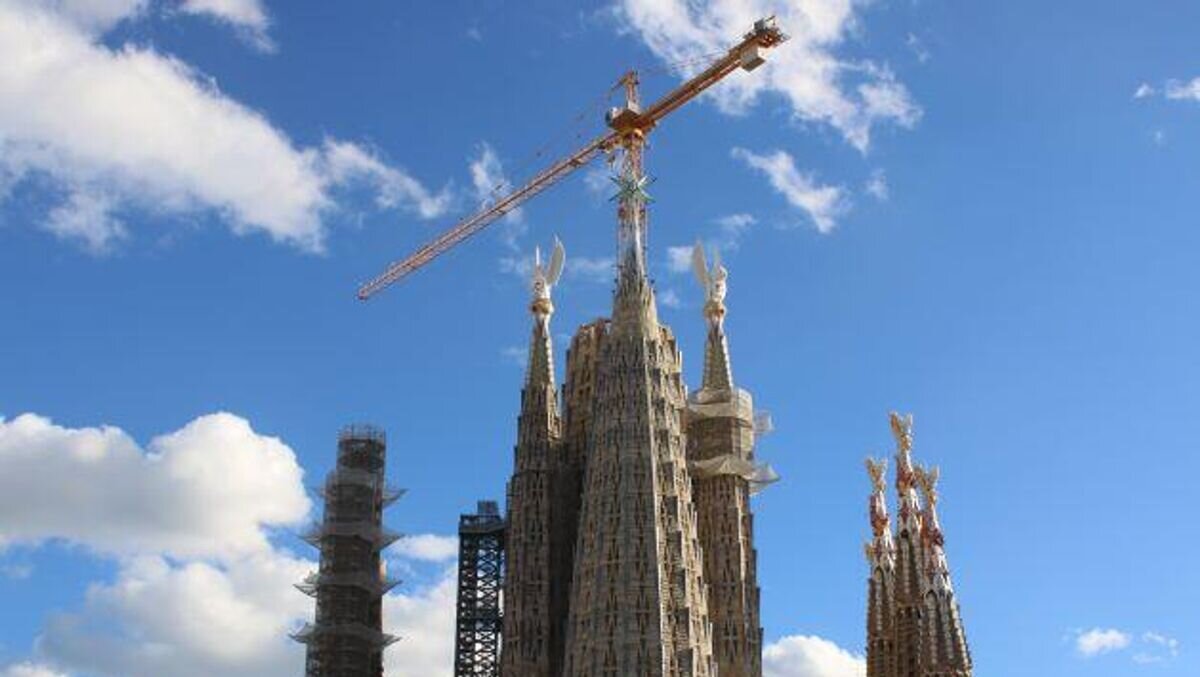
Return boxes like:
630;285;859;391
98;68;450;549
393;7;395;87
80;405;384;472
1;1;1197;675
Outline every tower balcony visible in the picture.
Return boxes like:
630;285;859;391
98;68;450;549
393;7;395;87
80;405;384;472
290;622;399;649
295;570;402;598
301;522;402;550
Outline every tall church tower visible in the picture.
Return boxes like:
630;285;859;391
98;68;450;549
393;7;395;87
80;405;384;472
914;466;972;675
864;458;896;677
891;413;925;677
563;135;715;676
686;245;765;677
500;242;565;677
864;413;973;677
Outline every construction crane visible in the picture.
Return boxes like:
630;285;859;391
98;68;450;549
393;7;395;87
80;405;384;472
357;17;788;300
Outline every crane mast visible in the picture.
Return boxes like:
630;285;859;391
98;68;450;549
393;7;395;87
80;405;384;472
357;17;787;300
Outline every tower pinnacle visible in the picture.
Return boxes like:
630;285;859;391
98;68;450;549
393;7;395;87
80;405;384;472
864;458;896;677
866;413;975;677
501;240;566;677
691;242;733;393
914;465;972;675
526;238;565;389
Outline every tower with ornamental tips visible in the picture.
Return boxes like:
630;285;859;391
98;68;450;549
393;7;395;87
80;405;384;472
497;187;779;675
864;413;973;677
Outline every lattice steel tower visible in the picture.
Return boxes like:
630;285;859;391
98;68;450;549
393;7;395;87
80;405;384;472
455;500;505;677
294;425;401;677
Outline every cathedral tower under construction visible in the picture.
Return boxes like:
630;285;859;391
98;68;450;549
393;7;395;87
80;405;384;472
294;426;401;677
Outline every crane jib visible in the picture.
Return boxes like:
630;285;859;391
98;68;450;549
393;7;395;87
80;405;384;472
356;17;787;300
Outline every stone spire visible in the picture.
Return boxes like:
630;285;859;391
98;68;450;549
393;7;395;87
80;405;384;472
501;241;565;677
914;466;972;676
864;458;896;677
890;412;925;677
686;244;763;677
693;242;733;393
564;154;715;675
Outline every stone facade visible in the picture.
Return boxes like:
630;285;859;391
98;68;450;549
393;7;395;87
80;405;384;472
501;284;563;677
686;308;763;677
498;228;775;676
563;263;716;677
865;414;972;677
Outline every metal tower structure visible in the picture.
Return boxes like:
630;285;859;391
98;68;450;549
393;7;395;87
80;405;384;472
294;425;402;677
454;500;505;677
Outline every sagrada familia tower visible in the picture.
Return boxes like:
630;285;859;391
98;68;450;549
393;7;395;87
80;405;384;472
864;413;973;677
497;123;777;673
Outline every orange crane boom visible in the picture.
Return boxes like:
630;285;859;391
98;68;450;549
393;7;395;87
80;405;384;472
357;17;787;300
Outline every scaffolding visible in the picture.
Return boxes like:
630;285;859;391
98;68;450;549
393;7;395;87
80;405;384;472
454;500;505;677
294;425;399;677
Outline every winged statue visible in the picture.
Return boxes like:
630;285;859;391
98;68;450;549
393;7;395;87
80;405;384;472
889;411;914;451
865;458;888;494
691;241;728;324
915;465;941;506
530;237;565;317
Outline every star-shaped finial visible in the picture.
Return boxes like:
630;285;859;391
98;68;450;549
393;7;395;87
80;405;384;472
609;174;654;204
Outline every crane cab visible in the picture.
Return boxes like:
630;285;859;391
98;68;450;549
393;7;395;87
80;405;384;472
740;45;766;71
606;103;642;132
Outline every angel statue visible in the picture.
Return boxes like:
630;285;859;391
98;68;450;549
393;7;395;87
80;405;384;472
865;458;888;494
530;237;565;319
691;241;728;325
889;411;914;452
914;464;940;506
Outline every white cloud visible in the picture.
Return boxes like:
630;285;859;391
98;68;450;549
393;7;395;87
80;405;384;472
43;188;126;253
382;569;458;677
763;635;865;677
499;254;533;279
501;345;528;368
35;550;460;677
906;33;930;64
392;534;458;563
1143;631;1180;655
583;165;612;199
322;140;451;218
469;141;529;262
612;0;921;152
666;245;693;274
1134;82;1156;99
0;413;310;560
0;2;447;253
1133;632;1181;663
470;141;522;226
48;0;148;33
713;212;757;250
567;255;615;283
2;562;33;580
1076;628;1132;657
0;410;459;677
732;147;846;233
179;0;273;51
0;663;70;677
40;552;311;677
715;212;756;233
865;169;888;201
1165;78;1200;101
659;288;681;308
